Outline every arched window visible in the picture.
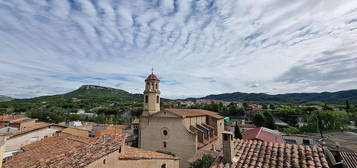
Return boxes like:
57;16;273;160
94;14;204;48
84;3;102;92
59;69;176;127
163;141;167;148
161;164;166;168
103;159;106;164
156;95;159;103
145;95;148;103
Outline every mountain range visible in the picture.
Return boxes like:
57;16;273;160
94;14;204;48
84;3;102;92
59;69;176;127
1;86;357;107
194;89;357;104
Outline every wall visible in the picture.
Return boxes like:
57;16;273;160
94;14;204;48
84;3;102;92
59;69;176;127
0;136;7;168
183;116;207;130
4;126;63;156
85;151;179;168
140;116;197;168
9;120;37;130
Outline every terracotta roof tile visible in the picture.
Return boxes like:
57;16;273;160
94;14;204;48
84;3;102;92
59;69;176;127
30;134;126;168
242;127;284;144
339;151;357;168
212;139;329;168
3;134;88;168
162;108;224;119
0;122;52;136
145;74;160;81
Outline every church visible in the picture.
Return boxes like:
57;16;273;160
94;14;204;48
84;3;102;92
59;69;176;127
139;73;224;168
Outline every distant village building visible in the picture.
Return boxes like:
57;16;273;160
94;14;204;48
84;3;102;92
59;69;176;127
139;73;224;168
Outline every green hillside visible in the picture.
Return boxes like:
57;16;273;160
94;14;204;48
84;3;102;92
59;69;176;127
0;95;12;102
198;89;357;104
0;85;143;113
0;85;148;124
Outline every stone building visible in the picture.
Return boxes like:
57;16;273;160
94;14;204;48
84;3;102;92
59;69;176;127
139;73;224;168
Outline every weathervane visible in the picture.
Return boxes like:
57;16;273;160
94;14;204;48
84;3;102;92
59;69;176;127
151;68;154;74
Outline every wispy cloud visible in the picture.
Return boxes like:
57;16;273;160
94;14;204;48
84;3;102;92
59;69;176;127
0;0;357;98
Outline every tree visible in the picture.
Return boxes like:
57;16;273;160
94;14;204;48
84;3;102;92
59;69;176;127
263;111;276;129
228;104;237;116
346;100;351;111
189;154;214;168
234;123;242;139
283;127;301;134
323;104;333;111
243;103;249;111
253;113;265;127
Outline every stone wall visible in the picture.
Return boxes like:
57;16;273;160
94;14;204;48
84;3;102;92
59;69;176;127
140;116;197;168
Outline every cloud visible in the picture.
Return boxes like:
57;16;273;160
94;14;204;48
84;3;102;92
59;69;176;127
0;0;357;98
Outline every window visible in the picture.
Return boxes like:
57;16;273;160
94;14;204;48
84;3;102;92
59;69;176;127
163;141;167;148
161;164;166;168
103;159;106;164
303;139;311;145
163;130;168;136
156;83;158;89
156;95;159;103
145;95;148;103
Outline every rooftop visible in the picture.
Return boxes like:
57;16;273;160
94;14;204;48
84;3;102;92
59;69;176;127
211;139;329;168
3;134;89;168
338;151;357;168
161;108;224;119
242;127;284;144
0;122;53;137
145;73;160;81
0;114;26;122
4;133;177;168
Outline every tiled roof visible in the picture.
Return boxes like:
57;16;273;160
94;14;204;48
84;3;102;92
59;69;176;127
242;127;284;144
0;122;51;136
212;139;329;168
118;146;179;160
30;134;126;168
339;151;357;168
145;74;160;81
3;134;88;168
162;108;224;119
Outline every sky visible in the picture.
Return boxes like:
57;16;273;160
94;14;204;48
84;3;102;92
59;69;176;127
0;0;357;99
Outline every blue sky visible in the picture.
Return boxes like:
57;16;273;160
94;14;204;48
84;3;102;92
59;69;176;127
0;0;357;98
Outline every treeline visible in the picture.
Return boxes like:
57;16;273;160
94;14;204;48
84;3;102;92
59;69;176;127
188;102;248;116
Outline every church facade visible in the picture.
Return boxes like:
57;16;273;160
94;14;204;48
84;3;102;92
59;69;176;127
139;73;224;168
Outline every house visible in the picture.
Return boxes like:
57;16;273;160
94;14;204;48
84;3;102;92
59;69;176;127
210;132;330;168
139;73;224;168
0;122;66;158
242;127;284;144
2;133;179;168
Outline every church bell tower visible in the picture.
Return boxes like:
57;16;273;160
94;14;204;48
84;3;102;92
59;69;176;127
142;71;160;116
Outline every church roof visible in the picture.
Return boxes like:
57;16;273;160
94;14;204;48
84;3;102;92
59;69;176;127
162;108;224;119
145;74;160;81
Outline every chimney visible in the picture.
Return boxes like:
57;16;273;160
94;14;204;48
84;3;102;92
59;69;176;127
222;131;234;163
